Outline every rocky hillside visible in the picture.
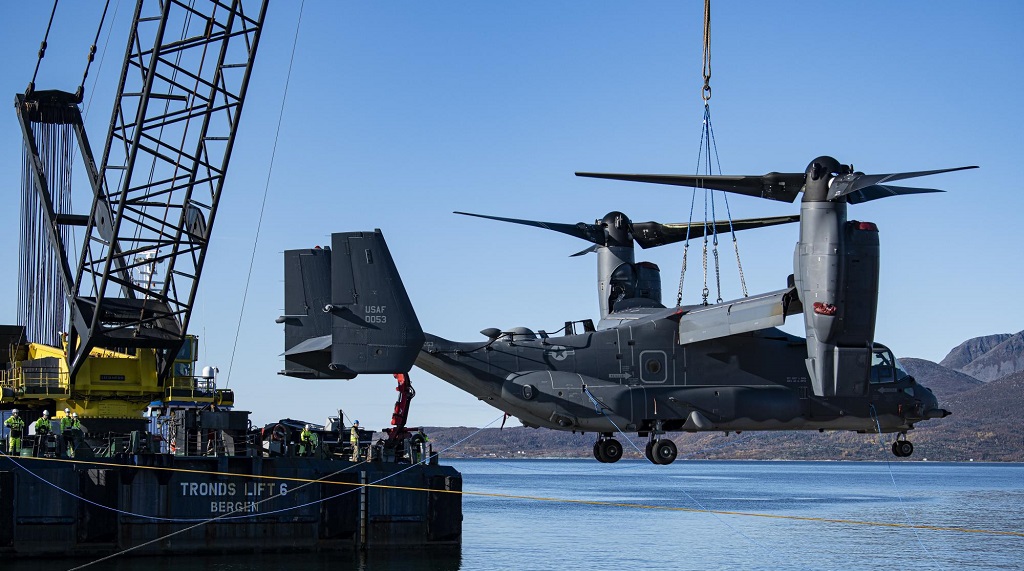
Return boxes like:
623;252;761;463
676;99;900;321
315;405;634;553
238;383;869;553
939;333;1013;370
908;370;1024;462
425;332;1024;462
938;331;1024;381
959;332;1024;382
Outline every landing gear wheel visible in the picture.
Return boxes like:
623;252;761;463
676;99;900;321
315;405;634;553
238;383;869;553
645;440;657;464
593;441;608;463
652;439;677;465
599;439;623;463
894;440;914;458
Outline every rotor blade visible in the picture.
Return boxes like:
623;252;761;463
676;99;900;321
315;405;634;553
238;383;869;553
454;211;605;245
827;166;977;201
576;172;805;203
631;215;800;249
844;185;945;204
569;244;599;257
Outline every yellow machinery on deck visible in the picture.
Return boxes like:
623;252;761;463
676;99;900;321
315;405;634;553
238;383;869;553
1;333;233;421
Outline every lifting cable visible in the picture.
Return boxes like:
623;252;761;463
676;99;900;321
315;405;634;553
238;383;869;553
677;0;748;307
225;0;307;388
76;0;111;102
29;0;60;92
83;0;122;119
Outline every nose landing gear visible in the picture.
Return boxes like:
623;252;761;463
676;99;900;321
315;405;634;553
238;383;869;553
891;433;914;457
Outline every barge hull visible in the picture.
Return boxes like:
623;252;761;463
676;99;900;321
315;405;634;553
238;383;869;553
0;455;461;557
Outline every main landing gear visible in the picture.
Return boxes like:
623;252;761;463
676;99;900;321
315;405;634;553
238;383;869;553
591;432;679;465
645;438;677;465
891;433;914;458
593;435;623;463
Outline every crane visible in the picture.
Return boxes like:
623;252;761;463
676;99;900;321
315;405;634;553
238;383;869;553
2;0;268;437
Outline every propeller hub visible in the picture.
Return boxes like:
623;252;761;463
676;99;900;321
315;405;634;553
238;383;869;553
600;211;633;248
803;156;842;202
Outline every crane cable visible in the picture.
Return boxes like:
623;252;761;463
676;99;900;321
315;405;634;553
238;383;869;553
28;0;60;93
677;0;748;307
225;0;306;388
83;0;122;120
76;0;111;102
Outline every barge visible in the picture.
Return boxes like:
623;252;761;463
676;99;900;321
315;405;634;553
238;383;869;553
0;408;461;557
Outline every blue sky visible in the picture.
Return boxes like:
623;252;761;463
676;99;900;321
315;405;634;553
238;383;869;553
1;1;1021;429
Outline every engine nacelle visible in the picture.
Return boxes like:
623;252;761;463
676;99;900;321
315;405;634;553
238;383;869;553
794;157;880;397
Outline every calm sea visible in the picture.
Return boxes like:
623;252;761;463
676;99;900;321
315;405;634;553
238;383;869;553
14;460;1024;571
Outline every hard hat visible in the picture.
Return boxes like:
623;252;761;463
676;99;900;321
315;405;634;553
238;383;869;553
305;424;311;430
72;412;78;418
43;410;50;416
11;409;17;414
64;408;71;414
353;420;359;425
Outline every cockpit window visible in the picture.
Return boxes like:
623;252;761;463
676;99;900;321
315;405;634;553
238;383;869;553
893;358;910;382
870;347;906;384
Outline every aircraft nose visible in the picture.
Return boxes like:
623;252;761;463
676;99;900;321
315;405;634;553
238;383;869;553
917;386;951;420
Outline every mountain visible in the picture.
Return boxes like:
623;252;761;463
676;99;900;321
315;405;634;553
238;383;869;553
899;357;983;402
959;332;1024;382
939;333;1013;370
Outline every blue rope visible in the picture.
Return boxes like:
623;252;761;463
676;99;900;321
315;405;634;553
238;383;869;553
582;386;644;454
868;405;934;562
580;386;778;557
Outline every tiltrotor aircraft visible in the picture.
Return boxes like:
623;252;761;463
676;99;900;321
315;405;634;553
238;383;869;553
279;156;970;465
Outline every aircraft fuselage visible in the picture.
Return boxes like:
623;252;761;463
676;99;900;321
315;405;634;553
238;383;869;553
416;307;936;437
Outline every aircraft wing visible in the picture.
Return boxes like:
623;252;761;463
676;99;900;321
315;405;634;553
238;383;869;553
677;287;801;345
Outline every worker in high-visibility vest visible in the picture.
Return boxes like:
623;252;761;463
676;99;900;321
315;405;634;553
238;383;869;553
4;409;25;454
34;411;53;457
349;421;360;461
60;408;75;432
60;408;77;457
300;424;316;456
34;410;52;436
410;429;429;463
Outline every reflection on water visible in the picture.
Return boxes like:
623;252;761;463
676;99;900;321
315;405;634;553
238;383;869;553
8;550;462;571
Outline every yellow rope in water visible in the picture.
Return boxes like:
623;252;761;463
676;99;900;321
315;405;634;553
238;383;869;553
12;455;1022;539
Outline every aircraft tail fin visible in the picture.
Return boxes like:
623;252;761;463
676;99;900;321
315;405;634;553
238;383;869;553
280;230;424;379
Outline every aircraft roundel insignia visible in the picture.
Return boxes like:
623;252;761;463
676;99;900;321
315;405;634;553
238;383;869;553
547;346;572;361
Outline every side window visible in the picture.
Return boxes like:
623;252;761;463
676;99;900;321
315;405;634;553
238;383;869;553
639;350;668;384
870;349;895;384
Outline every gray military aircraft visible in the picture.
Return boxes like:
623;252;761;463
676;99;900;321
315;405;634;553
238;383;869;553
279;156;970;464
